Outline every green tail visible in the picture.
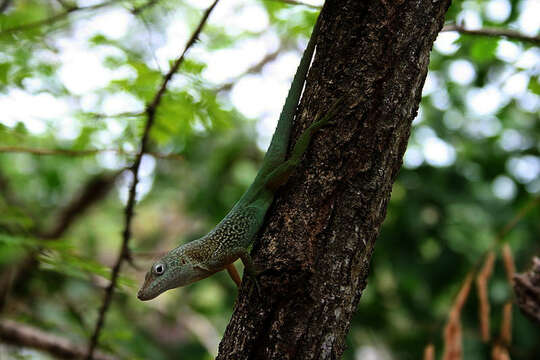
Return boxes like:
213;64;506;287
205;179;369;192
254;16;322;183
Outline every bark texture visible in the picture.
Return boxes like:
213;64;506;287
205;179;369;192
514;257;540;326
217;0;451;359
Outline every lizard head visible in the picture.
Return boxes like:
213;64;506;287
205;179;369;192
137;249;211;301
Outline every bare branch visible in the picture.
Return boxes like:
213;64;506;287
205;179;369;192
39;171;122;239
216;42;291;92
146;1;220;113
83;111;143;119
131;0;160;15
0;146;184;161
441;24;540;45
0;0;12;13
55;0;74;10
0;0;119;35
0;319;117;360
423;343;435;360
442;273;473;360
496;197;539;241
85;1;221;358
267;0;321;9
476;251;495;342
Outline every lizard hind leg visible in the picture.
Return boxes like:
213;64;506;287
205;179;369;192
239;250;263;297
264;96;344;191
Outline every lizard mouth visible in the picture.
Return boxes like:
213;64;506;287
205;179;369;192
137;288;157;301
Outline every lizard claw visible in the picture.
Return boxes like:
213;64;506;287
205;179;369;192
245;271;263;298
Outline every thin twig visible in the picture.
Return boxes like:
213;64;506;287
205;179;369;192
217;42;292;92
85;1;220;359
423;343;435;360
131;0;160;15
0;319;117;360
442;273;473;360
0;146;183;161
0;0;12;13
83;111;143;119
268;0;321;9
39;171;123;239
54;0;73;10
0;0;118;35
496;197;539;242
476;251;495;342
441;24;540;45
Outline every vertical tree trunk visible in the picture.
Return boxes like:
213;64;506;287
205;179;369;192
217;0;451;359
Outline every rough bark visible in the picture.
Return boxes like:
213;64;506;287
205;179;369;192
513;257;540;326
217;0;451;359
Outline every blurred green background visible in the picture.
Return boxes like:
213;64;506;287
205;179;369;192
0;0;538;359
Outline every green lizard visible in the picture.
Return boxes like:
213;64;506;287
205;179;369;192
137;15;341;301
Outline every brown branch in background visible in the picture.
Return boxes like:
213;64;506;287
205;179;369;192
500;301;512;345
54;0;73;10
217;43;291;93
131;0;160;15
39;171;122;239
492;344;511;360
492;302;513;360
423;343;435;360
0;146;183;161
0;320;117;360
501;244;516;287
497;197;539;241
128;304;220;357
476;251;495;342
513;256;540;325
441;24;540;45
269;0;321;9
0;171;123;312
0;0;11;13
0;0;119;35
85;1;221;358
442;273;473;360
83;111;143;119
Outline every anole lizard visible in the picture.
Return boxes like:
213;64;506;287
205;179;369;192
137;14;341;301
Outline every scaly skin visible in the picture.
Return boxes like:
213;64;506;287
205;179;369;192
137;15;339;301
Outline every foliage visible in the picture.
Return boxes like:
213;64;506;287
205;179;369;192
0;0;538;359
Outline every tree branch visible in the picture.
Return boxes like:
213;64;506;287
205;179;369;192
0;146;183;161
0;0;11;13
84;1;221;358
0;0;119;35
39;171;122;239
0;319;117;360
268;0;321;10
131;0;160;15
216;42;291;92
441;24;540;45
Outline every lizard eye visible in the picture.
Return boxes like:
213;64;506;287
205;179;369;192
153;263;165;275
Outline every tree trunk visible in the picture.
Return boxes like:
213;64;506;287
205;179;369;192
217;0;451;359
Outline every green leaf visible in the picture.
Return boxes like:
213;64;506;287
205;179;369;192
528;76;540;95
470;37;499;64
